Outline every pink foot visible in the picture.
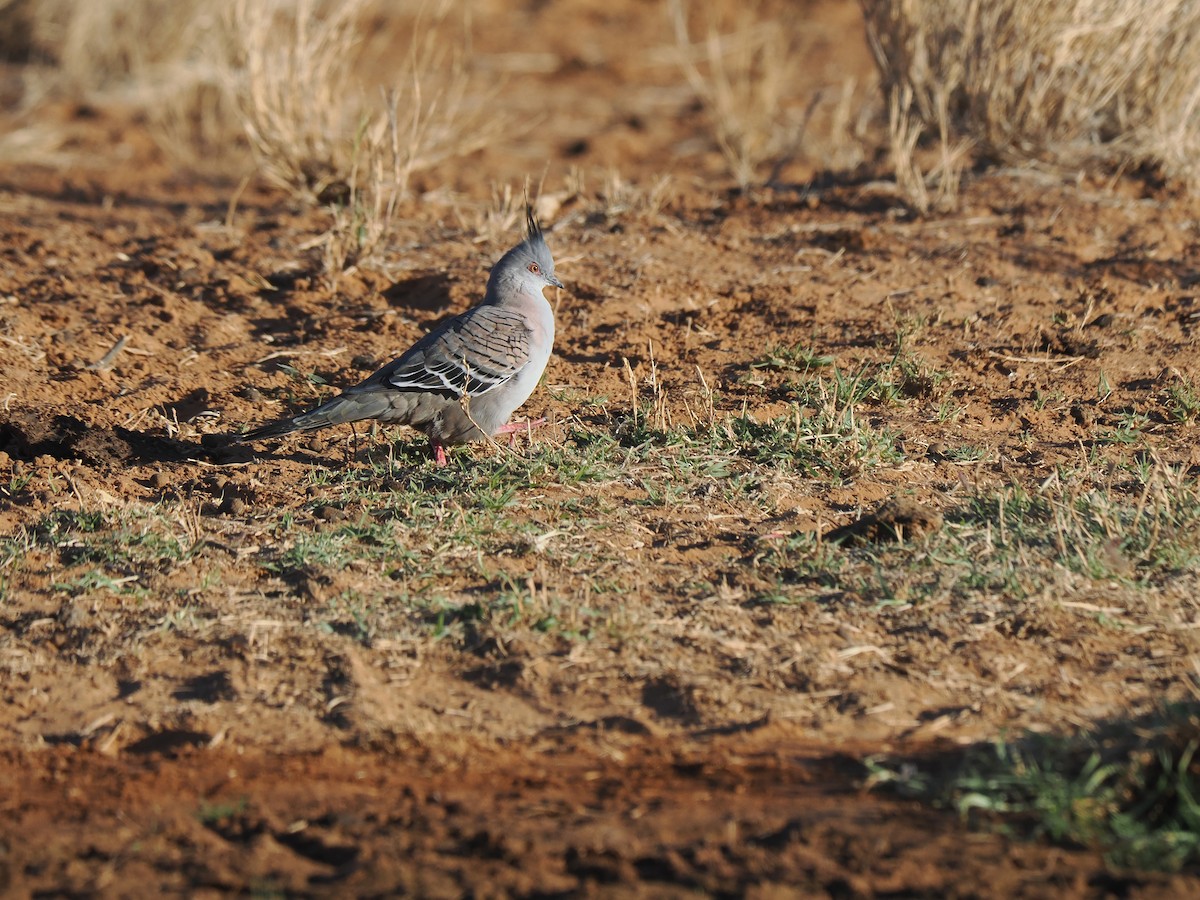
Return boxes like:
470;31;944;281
494;418;547;435
430;440;448;467
494;418;547;448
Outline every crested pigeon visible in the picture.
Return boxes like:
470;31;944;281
234;209;561;465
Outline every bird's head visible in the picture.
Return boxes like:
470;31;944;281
488;206;563;300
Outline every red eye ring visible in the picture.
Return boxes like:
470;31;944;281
528;262;540;274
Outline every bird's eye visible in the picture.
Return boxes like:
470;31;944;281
528;262;540;275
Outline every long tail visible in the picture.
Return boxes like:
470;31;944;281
232;389;398;444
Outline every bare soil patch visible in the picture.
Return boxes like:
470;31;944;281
4;731;1195;898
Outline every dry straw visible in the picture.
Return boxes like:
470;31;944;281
227;0;365;196
226;0;503;271
6;0;241;164
669;0;874;189
861;0;1200;208
15;0;503;270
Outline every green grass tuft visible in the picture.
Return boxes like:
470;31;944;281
868;705;1200;872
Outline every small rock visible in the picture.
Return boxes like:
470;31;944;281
150;472;171;490
224;497;248;516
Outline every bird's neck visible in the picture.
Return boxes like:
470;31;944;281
485;276;550;309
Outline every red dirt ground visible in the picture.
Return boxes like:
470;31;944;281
4;729;1196;898
2;0;1200;894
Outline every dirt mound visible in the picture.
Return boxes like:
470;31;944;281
825;497;945;545
0;410;192;468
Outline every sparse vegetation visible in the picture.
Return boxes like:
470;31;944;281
226;0;503;271
869;705;1200;872
4;0;1200;891
4;0;502;271
0;0;241;164
861;0;1200;208
670;0;875;188
1167;377;1200;423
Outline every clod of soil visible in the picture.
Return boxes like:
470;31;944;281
825;497;945;544
0;411;182;469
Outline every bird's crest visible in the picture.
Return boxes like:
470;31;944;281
517;203;555;275
524;204;549;255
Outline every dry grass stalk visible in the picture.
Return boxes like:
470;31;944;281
27;0;222;92
228;0;502;271
887;85;929;213
885;83;973;214
7;0;244;167
594;170;674;221
460;181;525;245
227;0;368;196
861;0;1200;199
669;0;826;189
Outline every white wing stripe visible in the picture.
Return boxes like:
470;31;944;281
387;356;517;396
383;305;532;397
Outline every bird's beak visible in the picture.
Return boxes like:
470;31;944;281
548;274;564;289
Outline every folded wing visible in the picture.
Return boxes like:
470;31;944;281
374;305;532;398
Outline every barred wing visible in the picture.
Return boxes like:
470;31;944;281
385;305;531;398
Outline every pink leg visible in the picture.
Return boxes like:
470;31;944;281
495;418;547;448
494;417;547;435
430;440;448;467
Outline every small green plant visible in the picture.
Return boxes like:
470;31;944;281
53;569;145;598
1166;378;1200;423
934;397;964;423
276;363;329;387
2;472;33;496
751;343;834;373
1099;413;1146;445
869;707;1200;872
196;797;249;824
941;444;987;463
159;605;205;633
316;592;376;645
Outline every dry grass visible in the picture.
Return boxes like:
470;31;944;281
2;0;243;166
669;0;873;189
861;0;1200;206
884;84;972;213
12;0;216;91
227;0;504;271
8;0;504;269
225;0;365;195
